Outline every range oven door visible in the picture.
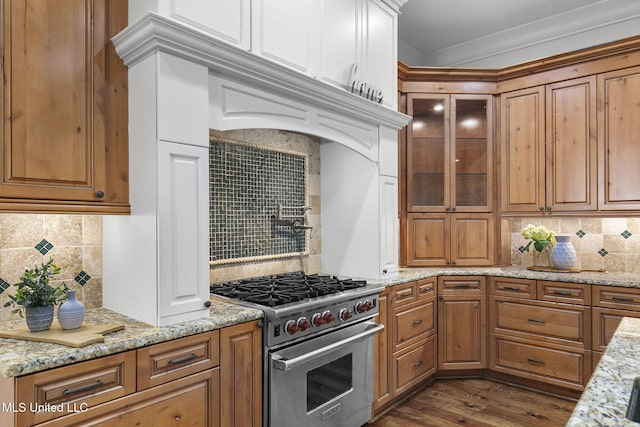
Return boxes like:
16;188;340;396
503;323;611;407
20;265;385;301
268;320;383;427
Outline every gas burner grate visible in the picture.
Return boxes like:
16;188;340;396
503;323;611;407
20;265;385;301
210;271;367;306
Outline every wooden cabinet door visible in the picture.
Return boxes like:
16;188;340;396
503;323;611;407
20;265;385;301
406;213;448;266
373;290;392;412
500;86;546;212
598;66;640;210
437;277;487;370
0;0;128;211
450;213;494;266
545;76;597;211
220;320;262;427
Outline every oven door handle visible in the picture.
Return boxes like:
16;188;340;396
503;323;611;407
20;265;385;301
272;321;383;372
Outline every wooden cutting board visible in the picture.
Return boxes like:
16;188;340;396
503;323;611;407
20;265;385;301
0;322;125;348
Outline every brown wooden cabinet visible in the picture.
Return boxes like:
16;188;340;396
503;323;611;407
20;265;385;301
500;76;597;213
597;66;640;210
374;278;437;415
0;0;129;213
407;212;494;267
219;320;262;427
488;277;591;392
0;321;261;427
437;276;487;370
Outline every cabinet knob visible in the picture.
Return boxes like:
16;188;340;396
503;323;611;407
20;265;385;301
451;207;456;212
204;300;211;308
546;207;552;211
383;268;388;274
96;191;105;198
539;206;544;211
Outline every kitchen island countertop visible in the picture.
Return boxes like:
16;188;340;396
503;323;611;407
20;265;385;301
567;316;640;426
0;299;263;378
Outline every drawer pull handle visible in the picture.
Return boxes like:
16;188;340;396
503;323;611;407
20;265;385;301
612;296;634;302
453;285;472;289
412;319;423;326
420;287;433;293
398;291;413;299
64;380;104;396
528;318;545;324
413;360;423;367
168;353;198;365
503;286;520;291
552;290;573;296
527;358;545;365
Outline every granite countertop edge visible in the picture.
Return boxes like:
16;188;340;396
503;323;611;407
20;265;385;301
0;299;263;378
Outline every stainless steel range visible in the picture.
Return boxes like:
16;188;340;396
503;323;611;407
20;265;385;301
211;271;384;427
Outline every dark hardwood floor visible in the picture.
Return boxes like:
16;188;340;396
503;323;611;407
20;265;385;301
369;379;576;427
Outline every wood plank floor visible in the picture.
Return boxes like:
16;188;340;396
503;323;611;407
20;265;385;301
369;379;576;427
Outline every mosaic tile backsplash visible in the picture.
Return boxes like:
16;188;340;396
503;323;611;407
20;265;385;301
0;214;102;323
209;129;322;283
210;136;307;262
510;217;640;273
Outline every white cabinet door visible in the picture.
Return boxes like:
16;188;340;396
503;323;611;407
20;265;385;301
170;0;251;49
252;0;314;73
363;0;397;108
319;0;361;89
157;141;210;323
379;176;399;276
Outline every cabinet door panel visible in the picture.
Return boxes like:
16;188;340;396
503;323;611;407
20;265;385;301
406;213;448;266
546;77;597;211
598;66;640;210
450;214;494;266
1;0;105;202
438;294;486;370
500;87;545;212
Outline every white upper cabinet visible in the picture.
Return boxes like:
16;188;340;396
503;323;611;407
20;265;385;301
130;1;402;108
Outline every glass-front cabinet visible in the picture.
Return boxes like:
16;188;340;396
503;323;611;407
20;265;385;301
407;94;492;212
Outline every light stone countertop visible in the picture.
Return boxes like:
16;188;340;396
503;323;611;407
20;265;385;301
0;299;263;378
566;317;640;426
2;266;639;380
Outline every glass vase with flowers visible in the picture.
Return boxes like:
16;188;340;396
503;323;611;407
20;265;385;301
521;224;557;267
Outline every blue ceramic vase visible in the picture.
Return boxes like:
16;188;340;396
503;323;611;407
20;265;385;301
57;290;85;330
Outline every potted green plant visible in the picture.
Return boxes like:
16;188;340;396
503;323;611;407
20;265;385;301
3;258;68;332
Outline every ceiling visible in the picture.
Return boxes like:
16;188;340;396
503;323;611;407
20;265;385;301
397;0;640;68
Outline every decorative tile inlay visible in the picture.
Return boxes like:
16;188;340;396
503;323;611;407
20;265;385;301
598;248;609;257
518;246;526;253
74;271;91;286
34;239;54;255
209;137;307;263
0;278;10;294
622;230;632;239
576;230;586;238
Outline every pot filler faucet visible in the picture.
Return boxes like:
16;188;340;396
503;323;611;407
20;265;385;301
277;204;313;233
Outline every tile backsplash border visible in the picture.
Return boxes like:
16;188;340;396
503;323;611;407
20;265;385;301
0;214;103;323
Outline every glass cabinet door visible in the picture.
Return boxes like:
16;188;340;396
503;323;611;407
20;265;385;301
407;95;449;211
452;95;492;211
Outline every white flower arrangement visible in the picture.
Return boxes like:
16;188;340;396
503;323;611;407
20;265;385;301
521;224;556;253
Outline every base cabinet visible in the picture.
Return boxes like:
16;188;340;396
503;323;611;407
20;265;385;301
1;321;261;427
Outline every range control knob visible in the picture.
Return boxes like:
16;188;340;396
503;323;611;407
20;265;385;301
322;310;336;324
297;317;311;332
355;299;374;314
284;320;299;335
339;308;353;321
311;312;325;327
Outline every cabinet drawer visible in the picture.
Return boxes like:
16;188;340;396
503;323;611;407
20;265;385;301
137;330;220;390
416;278;436;300
438;276;486;294
392;300;436;350
489;277;536;299
393;335;436;395
391;281;417;306
592;307;640;352
38;368;220;427
492;299;589;347
538;281;590;305
593;285;640;310
491;335;589;390
15;351;136;426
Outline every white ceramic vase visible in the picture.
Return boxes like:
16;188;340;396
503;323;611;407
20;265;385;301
57;290;85;330
551;235;577;270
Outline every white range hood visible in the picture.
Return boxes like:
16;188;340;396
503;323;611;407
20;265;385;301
104;8;409;326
